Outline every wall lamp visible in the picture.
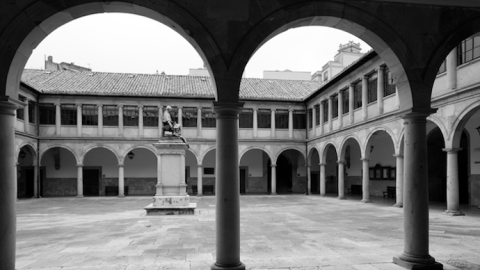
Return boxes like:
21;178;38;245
127;151;135;160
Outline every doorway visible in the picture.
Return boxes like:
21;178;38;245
240;167;247;194
83;168;100;196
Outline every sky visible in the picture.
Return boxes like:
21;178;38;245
25;13;371;78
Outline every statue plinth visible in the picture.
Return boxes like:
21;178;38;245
145;137;196;215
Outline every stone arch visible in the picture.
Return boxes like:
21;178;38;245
232;2;413;110
40;145;79;165
449;101;480;148
82;145;120;165
239;146;274;165
273;146;306;165
364;127;396;159
199;146;216;165
17;142;37;160
185;148;200;166
321;142;339;162
339;135;362;161
1;1;222;99
427;114;449;145
307;145;321;166
120;145;157;165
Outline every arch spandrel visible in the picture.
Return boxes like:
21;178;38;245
82;145;120;165
364;127;396;159
321;142;338;162
447;101;480;148
40;145;80;165
239;146;274;165
273;146;306;165
339;135;362;161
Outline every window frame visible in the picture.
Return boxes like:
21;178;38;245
82;104;98;126
39;103;56;125
60;104;77;126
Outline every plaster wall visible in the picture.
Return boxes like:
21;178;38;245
432;73;448;97
457;59;480;91
40;126;55;136
383;94;398;113
42;148;77;178
84;149;119;177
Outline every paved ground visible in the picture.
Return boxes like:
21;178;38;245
15;195;480;270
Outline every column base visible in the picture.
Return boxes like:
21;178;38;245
444;210;465;216
211;262;245;270
117;195;126;198
393;203;404;208
197;194;203;197
361;199;372;203
270;192;277;195
320;193;326;197
337;196;346;200
393;255;443;269
75;195;84;198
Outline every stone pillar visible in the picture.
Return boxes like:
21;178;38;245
338;91;343;129
158;106;163;137
33;159;39;198
23;101;29;133
197;164;203;196
118;164;125;197
76;103;82;136
0;100;17;270
393;112;442;270
55;102;61;135
447;49;457;90
377;66;385;114
98;105;103;136
118;105;124;136
337;161;346;199
212;102;245;270
271;164;277;195
393;154;404;208
156;154;163;196
349;84;354;123
139;105;144;137
197;107;202;137
253;108;258;138
177;106;183;127
328;96;333;132
307;165;311;195
312;106;317;137
288;107;293;139
271;109;276;138
361;158;371;203
319;102;324;135
362;76;368;120
76;164;83;198
443;148;464;216
320;163;326;196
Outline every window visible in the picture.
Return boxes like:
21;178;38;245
275;109;288;129
367;72;378;103
61;104;77;125
341;88;349;114
384;67;396;97
322;100;328;123
123;105;139;126
28;101;36;124
182;107;197;127
353;81;362;109
457;36;480;66
204;168;214;175
239;108;253;128
82;105;97;126
143;106;159;127
293;110;305;130
103;105;118;126
308;108;313;129
17;95;25;120
314;104;320;126
39;103;55;125
437;60;446;74
202;107;216;128
332;94;339;119
257;109;271;128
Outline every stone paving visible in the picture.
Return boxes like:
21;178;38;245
15;195;480;270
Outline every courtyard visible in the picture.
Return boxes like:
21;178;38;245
15;195;480;270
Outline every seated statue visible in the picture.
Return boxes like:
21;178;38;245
162;106;188;146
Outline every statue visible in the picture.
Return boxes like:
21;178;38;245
162;106;188;146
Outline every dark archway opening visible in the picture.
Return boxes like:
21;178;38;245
428;128;446;202
459;131;469;204
277;154;292;194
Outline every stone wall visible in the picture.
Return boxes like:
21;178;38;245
292;176;306;193
470;175;480;206
125;178;156;195
43;178;76;196
246;176;268;193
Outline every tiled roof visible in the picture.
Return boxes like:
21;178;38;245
21;69;322;102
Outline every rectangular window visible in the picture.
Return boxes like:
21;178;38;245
314;104;320;126
275;109;288;129
437;60;446;74
341;88;349;114
293;110;305;130
322;100;328;123
103;105;118;126
257;109;271;128
308;108;313;129
367;72;378;103
143;106;159;127
457;36;480;66
332;94;339;119
353;81;362;109
17;95;25;120
182;107;197;127
82;104;98;126
202;107;216;128
239;108;253;128
123;105;139;127
39;103;55;125
61;104;77;125
384;67;396;97
28;101;36;124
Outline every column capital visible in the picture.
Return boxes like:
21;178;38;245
252;108;258;111
138;105;144;109
76;103;82;108
288;107;294;112
76;164;83;167
197;164;203;168
337;160;345;165
393;154;404;158
0;99;19;116
271;108;276;112
118;164;124;167
177;106;183;110
401;108;438;120
443;148;462;153
319;163;327;166
213;101;244;117
379;64;387;70
54;102;61;106
270;164;277;167
360;158;370;161
96;104;103;108
117;104;124;108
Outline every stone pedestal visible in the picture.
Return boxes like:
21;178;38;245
145;137;196;215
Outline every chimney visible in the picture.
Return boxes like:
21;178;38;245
47;56;53;62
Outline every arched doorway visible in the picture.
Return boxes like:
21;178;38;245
40;147;78;197
185;150;198;195
83;147;118;196
340;138;362;200
366;130;396;199
276;149;305;194
309;148;320;194
427;127;446;202
323;144;338;196
201;149;216;195
239;149;271;195
16;145;37;198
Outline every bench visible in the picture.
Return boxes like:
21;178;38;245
105;186;129;196
192;185;215;195
347;184;362;195
383;186;396;198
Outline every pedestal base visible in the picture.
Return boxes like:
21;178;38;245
393;203;403;208
211;262;246;270
393;256;443;269
145;203;196;215
444;210;465;216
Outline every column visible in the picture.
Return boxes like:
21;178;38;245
76;164;83;198
76;103;82;136
270;109;276;138
139;105;144;137
178;106;183;127
212;102;245;270
393;154;404;208
337;161;346;199
328;97;333;132
319;102;324;135
156;154;163;196
23;100;29;133
271;164;277;195
118;164;125;197
33;159;39;198
443;148;464;216
0;100;18;270
447;49;457;90
197;164;203;196
361;158;371;203
362;76;368;120
158;106;163;137
312;106;317;137
377;66;385;114
349;83;354;123
253;108;258;138
320;163;326;196
118;105;124;136
288;107;293;138
55;102;61;135
393;112;442;269
338;91;343;129
197;107;202;137
98;105;103;136
307;165;311;195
